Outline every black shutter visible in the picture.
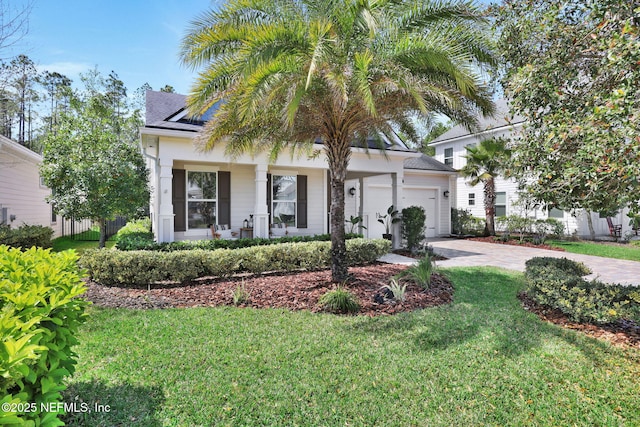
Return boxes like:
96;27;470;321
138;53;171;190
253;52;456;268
218;171;231;226
267;174;272;224
297;175;307;228
172;169;186;232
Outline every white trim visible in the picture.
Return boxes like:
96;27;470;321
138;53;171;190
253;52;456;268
430;122;525;146
167;109;189;122
269;169;298;176
185;164;219;172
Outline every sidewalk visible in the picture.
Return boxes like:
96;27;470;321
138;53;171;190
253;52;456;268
379;239;640;286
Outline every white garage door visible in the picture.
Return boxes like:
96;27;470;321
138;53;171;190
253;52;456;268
403;188;438;238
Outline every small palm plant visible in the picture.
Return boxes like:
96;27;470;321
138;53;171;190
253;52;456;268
318;286;361;314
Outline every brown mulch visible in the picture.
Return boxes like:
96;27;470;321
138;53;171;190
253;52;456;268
519;292;640;349
84;263;454;317
469;236;565;252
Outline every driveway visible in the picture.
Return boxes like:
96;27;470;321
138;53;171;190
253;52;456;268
381;238;640;286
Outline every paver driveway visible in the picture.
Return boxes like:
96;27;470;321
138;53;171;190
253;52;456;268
382;238;640;286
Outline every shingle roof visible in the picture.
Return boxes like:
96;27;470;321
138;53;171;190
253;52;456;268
143;90;413;152
404;154;456;172
429;99;525;145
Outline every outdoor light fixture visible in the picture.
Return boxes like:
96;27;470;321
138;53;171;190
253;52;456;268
348;187;357;196
443;190;450;198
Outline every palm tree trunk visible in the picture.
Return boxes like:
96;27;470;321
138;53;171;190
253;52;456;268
484;178;496;236
326;137;352;283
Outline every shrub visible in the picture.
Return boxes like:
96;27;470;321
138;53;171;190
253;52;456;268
524;256;639;324
0;246;88;426
0;223;54;249
115;218;154;249
318;286;361;314
400;254;435;289
79;239;390;287
384;278;407;302
401;206;426;253
232;282;251;305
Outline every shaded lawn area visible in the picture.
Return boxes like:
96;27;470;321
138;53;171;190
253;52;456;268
548;239;640;262
52;236;116;253
65;267;640;426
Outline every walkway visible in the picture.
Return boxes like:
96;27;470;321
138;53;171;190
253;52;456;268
379;238;640;286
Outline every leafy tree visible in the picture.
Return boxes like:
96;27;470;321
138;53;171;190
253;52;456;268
180;0;496;282
40;71;150;247
37;70;72;133
495;0;640;239
460;138;511;236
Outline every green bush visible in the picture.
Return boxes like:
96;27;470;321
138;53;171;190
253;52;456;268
80;238;390;287
317;286;361;314
116;232;364;251
0;224;54;249
401;206;426;252
399;254;435;289
0;246;89;426
114;218;153;249
524;256;639;324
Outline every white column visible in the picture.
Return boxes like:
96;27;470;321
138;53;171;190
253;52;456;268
254;163;269;238
358;177;366;238
157;157;174;242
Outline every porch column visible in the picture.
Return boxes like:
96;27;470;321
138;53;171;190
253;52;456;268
254;163;269;238
157;157;174;243
391;172;403;249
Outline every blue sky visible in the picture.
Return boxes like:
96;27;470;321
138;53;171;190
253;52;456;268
12;0;492;97
11;0;222;95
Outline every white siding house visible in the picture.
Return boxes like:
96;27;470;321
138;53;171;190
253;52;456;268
0;135;61;237
430;100;634;238
141;91;457;246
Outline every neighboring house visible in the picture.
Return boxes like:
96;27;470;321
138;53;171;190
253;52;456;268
141;90;456;245
0;135;61;237
430;99;634;238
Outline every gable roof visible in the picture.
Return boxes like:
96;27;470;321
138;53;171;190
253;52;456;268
143;90;413;152
429;99;525;146
404;154;456;173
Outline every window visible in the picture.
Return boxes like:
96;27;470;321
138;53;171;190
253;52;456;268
187;171;217;229
272;175;297;226
468;193;475;206
444;147;453;167
548;207;564;219
495;192;507;217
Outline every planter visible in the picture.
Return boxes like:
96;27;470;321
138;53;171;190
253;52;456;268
382;234;392;241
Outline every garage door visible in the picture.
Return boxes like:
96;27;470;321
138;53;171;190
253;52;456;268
403;189;438;238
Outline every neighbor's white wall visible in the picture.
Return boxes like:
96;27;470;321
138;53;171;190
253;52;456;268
0;138;61;237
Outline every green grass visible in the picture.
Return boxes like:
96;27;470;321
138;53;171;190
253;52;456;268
64;267;639;426
548;239;640;262
52;236;116;253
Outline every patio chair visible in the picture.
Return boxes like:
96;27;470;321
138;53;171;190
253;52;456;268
210;224;238;240
606;217;622;238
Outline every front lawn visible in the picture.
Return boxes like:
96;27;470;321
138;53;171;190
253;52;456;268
51;236;116;253
548;239;640;262
64;267;639;426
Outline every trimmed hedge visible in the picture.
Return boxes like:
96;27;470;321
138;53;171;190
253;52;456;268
115;231;364;251
0;224;54;249
80;238;391;287
114;217;153;244
0;246;88;426
524;257;640;324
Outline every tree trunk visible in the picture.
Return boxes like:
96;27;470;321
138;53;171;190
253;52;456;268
484;178;496;236
98;218;107;248
586;210;595;241
326;135;351;283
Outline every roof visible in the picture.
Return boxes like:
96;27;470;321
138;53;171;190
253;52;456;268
143;90;413;152
429;99;525;145
404;154;456;173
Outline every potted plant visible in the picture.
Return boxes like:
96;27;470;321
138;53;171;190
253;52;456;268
345;215;367;234
377;205;400;240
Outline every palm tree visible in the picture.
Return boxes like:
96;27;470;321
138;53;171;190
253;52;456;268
461;138;511;236
180;0;496;282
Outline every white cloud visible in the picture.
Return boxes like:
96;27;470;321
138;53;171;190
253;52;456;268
37;61;92;78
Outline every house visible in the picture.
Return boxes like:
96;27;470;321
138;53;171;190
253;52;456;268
0;135;61;236
140;90;456;245
430;100;635;238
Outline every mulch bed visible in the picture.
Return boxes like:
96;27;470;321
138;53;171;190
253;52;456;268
468;236;565;252
519;292;640;349
84;263;454;317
